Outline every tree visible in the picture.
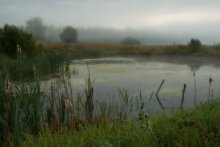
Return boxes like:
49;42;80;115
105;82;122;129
188;38;201;52
120;37;140;45
60;26;78;43
25;17;45;41
0;25;36;56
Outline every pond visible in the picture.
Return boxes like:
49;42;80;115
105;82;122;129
45;56;220;114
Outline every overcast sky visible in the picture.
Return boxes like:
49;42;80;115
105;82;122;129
1;0;220;43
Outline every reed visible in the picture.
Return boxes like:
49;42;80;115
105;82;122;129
21;100;220;147
0;76;43;145
85;66;94;122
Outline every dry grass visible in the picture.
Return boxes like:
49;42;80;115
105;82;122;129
39;42;220;59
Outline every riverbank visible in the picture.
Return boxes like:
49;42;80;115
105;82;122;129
41;43;220;59
20;100;220;147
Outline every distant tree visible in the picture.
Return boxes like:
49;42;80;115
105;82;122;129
60;26;78;43
120;37;140;45
188;38;201;52
25;17;46;41
0;25;36;56
44;25;62;43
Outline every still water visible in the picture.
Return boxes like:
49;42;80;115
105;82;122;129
47;56;220;113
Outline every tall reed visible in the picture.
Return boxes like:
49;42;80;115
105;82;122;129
85;66;94;122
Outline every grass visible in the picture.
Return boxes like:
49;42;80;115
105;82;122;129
0;76;43;146
0;49;72;146
0;49;70;81
20;100;220;147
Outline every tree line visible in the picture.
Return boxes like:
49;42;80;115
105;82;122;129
0;17;203;57
25;17;78;43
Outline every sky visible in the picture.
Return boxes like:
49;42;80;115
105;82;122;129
1;0;220;44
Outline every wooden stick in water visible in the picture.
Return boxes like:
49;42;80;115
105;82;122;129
156;80;165;110
181;84;186;111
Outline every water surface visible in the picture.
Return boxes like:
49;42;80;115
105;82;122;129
50;56;220;113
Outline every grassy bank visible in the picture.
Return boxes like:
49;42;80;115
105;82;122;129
20;100;220;147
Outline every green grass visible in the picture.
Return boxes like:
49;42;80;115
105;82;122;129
20;100;220;147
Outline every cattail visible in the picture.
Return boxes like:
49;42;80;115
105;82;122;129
65;98;73;112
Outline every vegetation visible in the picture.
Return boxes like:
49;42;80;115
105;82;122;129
0;55;219;146
0;25;70;81
0;54;70;146
25;17;46;41
20;100;220;147
0;23;220;146
0;25;37;56
120;37;141;45
60;26;78;43
39;42;220;60
188;38;202;52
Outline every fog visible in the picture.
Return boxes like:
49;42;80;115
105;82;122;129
1;0;220;44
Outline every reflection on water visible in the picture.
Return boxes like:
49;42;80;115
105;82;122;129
46;56;220;113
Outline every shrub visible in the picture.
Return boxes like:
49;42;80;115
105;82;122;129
120;37;141;45
0;25;37;57
60;26;78;43
188;38;201;52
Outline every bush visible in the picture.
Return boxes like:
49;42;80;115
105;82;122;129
60;26;78;43
188;38;201;52
0;25;37;57
120;37;141;45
